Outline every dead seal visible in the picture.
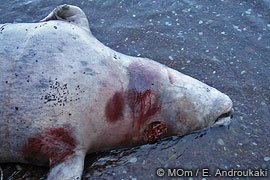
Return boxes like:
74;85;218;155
0;4;233;180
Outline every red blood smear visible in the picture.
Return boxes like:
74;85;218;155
167;70;174;84
105;91;125;122
127;62;162;133
21;125;77;167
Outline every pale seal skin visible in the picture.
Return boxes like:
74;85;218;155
0;5;233;180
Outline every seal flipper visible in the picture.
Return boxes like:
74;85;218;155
41;4;90;31
47;151;85;180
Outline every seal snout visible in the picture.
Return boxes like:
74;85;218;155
213;107;234;126
216;108;234;121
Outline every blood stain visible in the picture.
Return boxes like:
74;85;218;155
167;70;174;84
105;91;125;122
127;62;162;134
21;124;77;167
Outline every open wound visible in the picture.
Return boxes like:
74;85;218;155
144;121;167;143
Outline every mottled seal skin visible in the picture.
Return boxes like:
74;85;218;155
0;5;233;180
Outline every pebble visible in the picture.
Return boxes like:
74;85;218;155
264;157;270;162
16;164;23;171
182;8;191;13
217;138;225;145
169;56;174;60
245;9;251;15
129;157;137;163
261;102;266;106
165;22;172;26
206;20;213;24
233;25;242;32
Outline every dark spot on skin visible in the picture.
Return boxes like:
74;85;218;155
15;107;19;110
21;125;77;167
80;61;88;66
41;80;71;107
54;26;57;29
127;62;162;134
105;91;125;122
0;25;5;32
84;68;96;76
144;121;167;143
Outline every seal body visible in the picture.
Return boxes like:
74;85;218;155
0;5;233;180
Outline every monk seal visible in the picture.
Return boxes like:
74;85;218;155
0;4;233;180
